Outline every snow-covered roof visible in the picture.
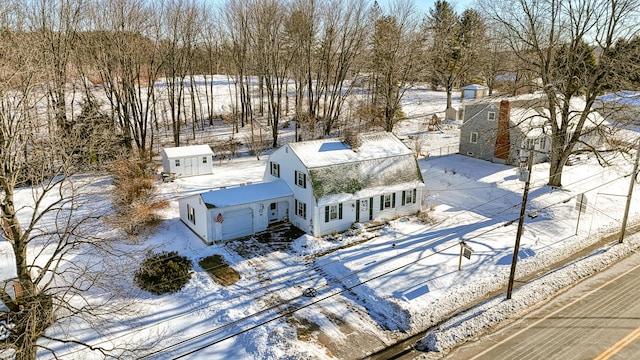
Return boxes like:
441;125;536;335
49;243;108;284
199;180;292;208
287;132;422;199
162;144;213;158
595;91;640;107
288;132;413;169
462;84;488;90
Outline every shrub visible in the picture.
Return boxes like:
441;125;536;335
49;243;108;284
109;158;167;235
134;251;193;295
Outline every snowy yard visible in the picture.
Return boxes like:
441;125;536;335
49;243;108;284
1;79;640;359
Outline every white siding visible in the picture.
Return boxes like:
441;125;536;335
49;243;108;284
265;145;316;233
178;195;209;242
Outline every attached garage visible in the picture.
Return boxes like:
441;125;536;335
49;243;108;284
218;208;254;241
162;144;214;177
178;180;293;244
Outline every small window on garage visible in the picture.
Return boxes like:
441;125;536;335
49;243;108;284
187;204;195;224
175;159;181;167
202;156;208;163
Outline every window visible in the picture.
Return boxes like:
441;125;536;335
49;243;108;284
295;170;307;188
324;203;343;222
187;204;195;224
470;132;478;144
380;193;395;210
488;112;496;121
540;137;546;150
202;156;208;164
403;189;416;205
270;162;280;178
175;159;181;167
295;199;306;219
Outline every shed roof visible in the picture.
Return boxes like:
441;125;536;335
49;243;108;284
462;84;488;90
199;180;292;208
288;132;413;169
595;91;640;107
163;144;213;158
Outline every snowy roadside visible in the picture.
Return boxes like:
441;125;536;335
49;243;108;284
415;228;640;358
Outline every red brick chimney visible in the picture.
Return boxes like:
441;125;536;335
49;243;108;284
494;100;511;160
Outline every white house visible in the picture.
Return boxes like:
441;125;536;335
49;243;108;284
178;180;293;244
263;132;425;236
161;144;214;177
179;132;425;243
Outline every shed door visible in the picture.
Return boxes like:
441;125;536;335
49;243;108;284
183;157;194;175
220;208;253;240
463;89;474;99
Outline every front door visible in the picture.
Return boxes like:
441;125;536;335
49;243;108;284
268;202;278;223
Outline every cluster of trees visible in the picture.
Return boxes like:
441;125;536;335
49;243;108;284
1;0;640;358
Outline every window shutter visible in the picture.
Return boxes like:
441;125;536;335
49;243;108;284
338;203;343;219
380;195;384;210
369;197;373;219
392;193;396;208
402;191;406;206
413;189;417;204
294;170;298;183
325;206;329;222
303;173;307;188
303;203;306;219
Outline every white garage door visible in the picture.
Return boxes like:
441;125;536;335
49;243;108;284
220;208;253;240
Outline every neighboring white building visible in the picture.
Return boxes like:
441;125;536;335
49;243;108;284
179;132;426;243
461;84;489;100
161;144;214;177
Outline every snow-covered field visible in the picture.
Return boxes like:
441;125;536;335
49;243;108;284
1;78;640;359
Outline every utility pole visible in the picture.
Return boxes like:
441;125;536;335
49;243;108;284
619;141;640;243
507;154;533;300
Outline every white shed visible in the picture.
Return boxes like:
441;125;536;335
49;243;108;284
178;180;293;244
462;84;489;100
161;145;214;177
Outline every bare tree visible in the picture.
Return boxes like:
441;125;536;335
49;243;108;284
248;0;294;147
312;0;369;136
283;0;317;141
27;0;83;133
221;0;254;133
485;0;640;187
84;0;163;158
367;0;422;132
0;14;143;360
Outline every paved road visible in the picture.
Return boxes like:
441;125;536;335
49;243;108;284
445;250;640;360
